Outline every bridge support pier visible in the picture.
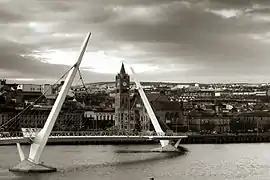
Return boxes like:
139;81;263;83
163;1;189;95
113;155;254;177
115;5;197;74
9;32;91;174
151;144;187;153
9;159;56;173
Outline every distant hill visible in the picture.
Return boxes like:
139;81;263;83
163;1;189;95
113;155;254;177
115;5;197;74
73;81;269;89
76;81;206;87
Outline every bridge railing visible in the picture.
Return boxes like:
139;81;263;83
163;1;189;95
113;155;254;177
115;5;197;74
0;131;23;138
49;131;184;137
0;131;186;138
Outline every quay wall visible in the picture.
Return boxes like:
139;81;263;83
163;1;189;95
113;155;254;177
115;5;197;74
3;134;270;145
181;134;270;144
46;134;270;145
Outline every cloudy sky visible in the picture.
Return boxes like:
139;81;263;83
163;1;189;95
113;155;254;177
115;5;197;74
1;0;270;84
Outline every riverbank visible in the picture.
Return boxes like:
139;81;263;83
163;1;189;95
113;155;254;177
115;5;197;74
45;134;270;145
2;134;270;146
46;134;270;145
181;134;270;144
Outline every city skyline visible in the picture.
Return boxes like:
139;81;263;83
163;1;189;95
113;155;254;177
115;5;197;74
1;0;270;84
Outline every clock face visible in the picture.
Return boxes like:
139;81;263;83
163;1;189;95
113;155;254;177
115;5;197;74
122;82;127;87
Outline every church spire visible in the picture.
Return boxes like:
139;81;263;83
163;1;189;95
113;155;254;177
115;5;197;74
120;62;126;74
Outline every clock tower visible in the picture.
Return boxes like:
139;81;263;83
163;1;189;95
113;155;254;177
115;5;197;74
115;63;131;130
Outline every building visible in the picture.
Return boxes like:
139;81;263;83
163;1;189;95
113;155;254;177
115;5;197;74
231;111;270;133
187;116;231;133
0;79;6;90
132;91;184;133
0;108;84;131
17;83;61;98
17;84;42;93
113;64;185;133
42;84;53;97
0;113;13;130
84;108;115;130
114;63;134;131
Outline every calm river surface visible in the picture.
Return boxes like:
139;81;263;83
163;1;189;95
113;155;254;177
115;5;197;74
0;144;270;180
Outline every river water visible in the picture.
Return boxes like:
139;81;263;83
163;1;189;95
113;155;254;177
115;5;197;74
0;144;270;180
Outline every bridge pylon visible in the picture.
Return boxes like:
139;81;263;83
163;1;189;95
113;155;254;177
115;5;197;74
124;63;185;152
9;32;91;173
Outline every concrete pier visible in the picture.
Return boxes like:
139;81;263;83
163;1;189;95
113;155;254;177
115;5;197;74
9;160;56;173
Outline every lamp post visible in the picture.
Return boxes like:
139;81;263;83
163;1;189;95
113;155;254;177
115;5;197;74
256;117;259;136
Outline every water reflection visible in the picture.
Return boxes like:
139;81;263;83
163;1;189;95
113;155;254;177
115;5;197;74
62;151;185;173
9;148;185;180
5;144;270;180
9;173;53;180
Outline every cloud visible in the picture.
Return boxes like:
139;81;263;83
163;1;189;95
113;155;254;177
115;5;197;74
1;0;270;83
206;9;242;18
249;32;270;43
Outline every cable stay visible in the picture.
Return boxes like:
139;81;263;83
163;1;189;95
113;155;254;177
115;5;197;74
0;65;75;133
6;33;187;173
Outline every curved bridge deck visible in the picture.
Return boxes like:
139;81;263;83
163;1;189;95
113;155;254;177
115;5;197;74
0;135;188;145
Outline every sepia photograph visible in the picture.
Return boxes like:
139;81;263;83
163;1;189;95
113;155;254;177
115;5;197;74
0;0;270;179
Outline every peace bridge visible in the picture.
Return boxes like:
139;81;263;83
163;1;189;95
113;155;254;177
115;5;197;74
0;33;188;173
0;130;186;145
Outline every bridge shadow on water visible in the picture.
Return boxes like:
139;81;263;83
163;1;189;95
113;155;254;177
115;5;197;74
8;173;53;180
61;146;189;173
9;146;188;180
